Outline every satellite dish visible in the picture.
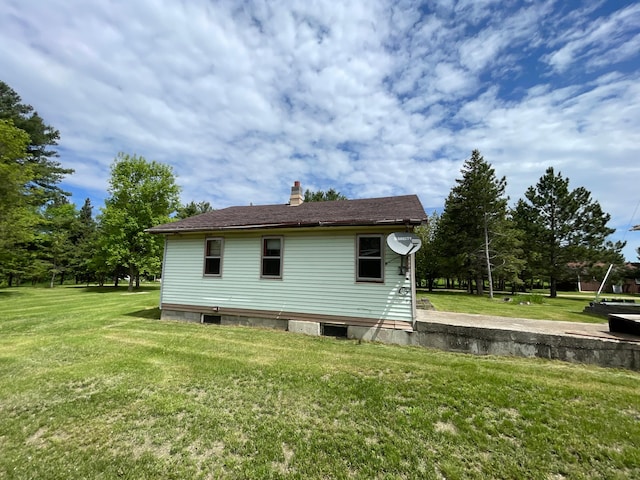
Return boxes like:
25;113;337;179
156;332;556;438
387;232;422;255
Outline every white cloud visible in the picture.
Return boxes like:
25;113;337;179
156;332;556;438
0;0;639;259
544;3;640;73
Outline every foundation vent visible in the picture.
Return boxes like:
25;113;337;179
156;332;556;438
202;314;221;325
322;324;348;338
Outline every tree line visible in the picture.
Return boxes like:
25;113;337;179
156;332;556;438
0;82;208;291
0;80;342;290
1;80;637;294
415;150;633;298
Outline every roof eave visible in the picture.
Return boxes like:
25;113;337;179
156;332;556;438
146;217;426;235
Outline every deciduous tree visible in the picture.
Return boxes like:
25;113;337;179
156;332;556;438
99;153;180;291
40;198;78;287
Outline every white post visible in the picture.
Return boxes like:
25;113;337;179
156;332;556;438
594;264;614;302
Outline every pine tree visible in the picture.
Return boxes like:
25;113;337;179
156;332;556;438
0;119;36;279
514;167;617;297
0;81;73;204
0;82;73;285
438;150;512;297
69;198;98;284
176;201;214;219
303;188;347;202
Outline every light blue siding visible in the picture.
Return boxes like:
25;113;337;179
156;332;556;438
160;228;415;322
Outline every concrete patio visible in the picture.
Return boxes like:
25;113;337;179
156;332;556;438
412;310;640;370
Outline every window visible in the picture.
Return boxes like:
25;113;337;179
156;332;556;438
261;236;283;278
204;238;223;276
201;314;221;324
357;235;383;282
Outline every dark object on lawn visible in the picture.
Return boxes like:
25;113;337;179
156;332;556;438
608;314;640;336
584;299;640;316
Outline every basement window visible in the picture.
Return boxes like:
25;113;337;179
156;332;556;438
201;314;221;325
322;324;348;338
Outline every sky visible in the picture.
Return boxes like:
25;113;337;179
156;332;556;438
1;0;639;260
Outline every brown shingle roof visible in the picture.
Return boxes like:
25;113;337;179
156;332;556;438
147;195;427;234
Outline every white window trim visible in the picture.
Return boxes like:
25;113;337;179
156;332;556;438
356;234;385;283
261;236;284;279
203;237;224;277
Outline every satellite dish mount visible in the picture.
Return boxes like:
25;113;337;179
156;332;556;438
387;232;422;275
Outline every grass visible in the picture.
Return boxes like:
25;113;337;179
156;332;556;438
1;285;640;479
417;289;634;323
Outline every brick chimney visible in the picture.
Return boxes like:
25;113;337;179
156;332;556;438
289;181;304;206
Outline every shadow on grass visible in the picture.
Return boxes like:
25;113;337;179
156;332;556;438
126;307;161;320
0;289;20;297
67;285;161;294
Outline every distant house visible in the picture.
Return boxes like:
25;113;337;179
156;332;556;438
578;278;640;295
574;262;640;294
147;182;427;337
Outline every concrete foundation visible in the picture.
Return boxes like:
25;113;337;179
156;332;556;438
348;326;412;346
414;311;640;371
160;309;288;330
289;320;321;336
160;308;640;370
221;315;288;330
413;321;640;370
161;309;201;322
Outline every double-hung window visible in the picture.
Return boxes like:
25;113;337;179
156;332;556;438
356;235;384;282
261;236;283;278
204;238;223;276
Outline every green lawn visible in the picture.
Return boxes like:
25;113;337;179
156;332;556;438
1;285;639;479
418;289;633;323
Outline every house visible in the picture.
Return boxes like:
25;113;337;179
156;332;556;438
147;182;428;338
578;264;640;294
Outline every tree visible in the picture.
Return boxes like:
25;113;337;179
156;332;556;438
176;201;214;219
0;119;36;275
491;210;525;293
0;82;74;285
69;198;98;284
437;150;513;297
304;188;347;202
414;211;442;291
99;153;180;291
39;198;79;287
0;81;72;204
514;167;618;298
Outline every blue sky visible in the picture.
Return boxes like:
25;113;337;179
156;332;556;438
1;0;639;259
